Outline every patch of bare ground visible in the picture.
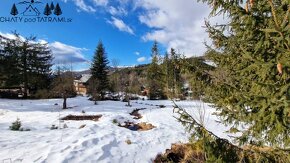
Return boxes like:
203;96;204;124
154;143;204;163
154;143;290;163
61;115;102;121
119;121;155;131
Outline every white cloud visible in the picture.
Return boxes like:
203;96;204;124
66;0;225;57
93;0;109;6
107;17;134;35
0;32;25;41
135;0;220;57
0;32;88;65
37;39;48;44
49;42;88;64
108;6;128;16
73;0;96;12
137;56;146;62
135;51;140;55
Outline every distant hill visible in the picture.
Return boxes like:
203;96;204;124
73;64;150;76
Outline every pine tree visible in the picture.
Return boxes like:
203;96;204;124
10;3;18;16
170;48;183;98
197;0;289;148
163;52;171;98
0;33;53;98
50;2;55;11
54;3;62;16
44;3;51;16
147;41;166;99
162;48;184;99
184;56;214;99
89;41;110;100
0;35;8;87
0;35;21;88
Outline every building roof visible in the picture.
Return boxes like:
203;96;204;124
79;74;92;83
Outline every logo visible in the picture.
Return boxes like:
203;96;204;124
1;0;72;23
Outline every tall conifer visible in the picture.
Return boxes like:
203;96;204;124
90;41;109;100
147;41;166;99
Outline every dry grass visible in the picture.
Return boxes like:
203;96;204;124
137;122;155;131
125;139;132;145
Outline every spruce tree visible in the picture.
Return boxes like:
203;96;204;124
0;35;8;87
0;33;53;97
44;3;51;16
90;41;110;100
163;52;171;98
162;48;184;99
10;4;18;16
197;0;289;148
170;48;183;98
0;35;21;88
147;41;166;99
184;56;214;99
54;3;62;16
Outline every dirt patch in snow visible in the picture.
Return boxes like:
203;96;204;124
154;143;204;163
61;115;102;121
119;122;155;131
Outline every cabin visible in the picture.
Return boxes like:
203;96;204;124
74;74;91;96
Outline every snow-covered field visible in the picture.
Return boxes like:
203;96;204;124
0;97;233;163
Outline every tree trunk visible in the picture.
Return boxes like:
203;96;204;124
128;99;130;107
23;52;28;98
63;95;67;109
127;93;131;106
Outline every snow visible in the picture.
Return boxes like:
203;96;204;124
0;97;235;163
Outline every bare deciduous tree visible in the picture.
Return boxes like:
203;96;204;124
51;66;76;109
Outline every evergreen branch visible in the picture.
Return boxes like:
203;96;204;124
281;5;290;28
173;101;290;158
282;5;290;51
268;0;280;28
268;1;290;51
172;100;234;146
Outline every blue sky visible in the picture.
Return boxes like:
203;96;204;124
0;0;220;70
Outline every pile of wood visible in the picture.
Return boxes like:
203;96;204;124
61;115;102;121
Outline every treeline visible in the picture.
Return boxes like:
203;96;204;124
107;42;214;101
